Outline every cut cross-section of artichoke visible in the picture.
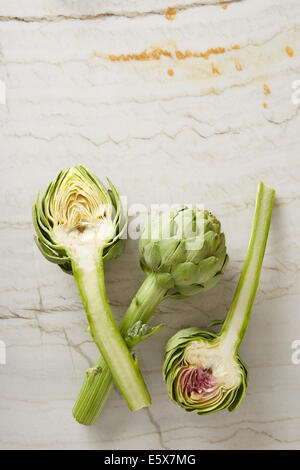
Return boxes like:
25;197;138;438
163;182;275;415
33;166;150;412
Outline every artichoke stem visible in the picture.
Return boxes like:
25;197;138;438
71;246;151;412
73;272;167;425
120;273;167;336
220;182;275;356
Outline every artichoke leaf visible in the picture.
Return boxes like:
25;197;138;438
125;321;164;349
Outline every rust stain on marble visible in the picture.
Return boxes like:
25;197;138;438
234;58;242;71
107;48;172;62
175;47;227;60
165;7;177;21
285;45;294;57
167;69;174;76
99;44;241;63
211;63;221;75
264;83;271;95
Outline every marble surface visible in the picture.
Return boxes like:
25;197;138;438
0;0;300;450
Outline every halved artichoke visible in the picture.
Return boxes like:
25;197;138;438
32;166;124;273
163;182;275;415
164;327;247;414
32;166;151;412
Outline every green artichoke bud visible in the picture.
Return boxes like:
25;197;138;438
73;205;228;425
32;166;151;412
139;207;228;297
163;182;275;415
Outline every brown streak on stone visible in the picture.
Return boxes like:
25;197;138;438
211;63;221;75
285;45;294;57
234;58;242;71
165;7;177;21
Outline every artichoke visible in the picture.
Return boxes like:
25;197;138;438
139;207;228;297
73;206;228;425
163;182;275;414
33;166;151;412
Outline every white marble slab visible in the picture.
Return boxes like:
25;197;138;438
0;0;300;449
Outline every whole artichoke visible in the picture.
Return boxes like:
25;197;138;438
139;207;228;297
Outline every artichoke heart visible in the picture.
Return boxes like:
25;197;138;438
51;168;114;246
33;166;124;273
164;329;246;414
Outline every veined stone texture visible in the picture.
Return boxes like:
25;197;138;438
0;0;299;450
